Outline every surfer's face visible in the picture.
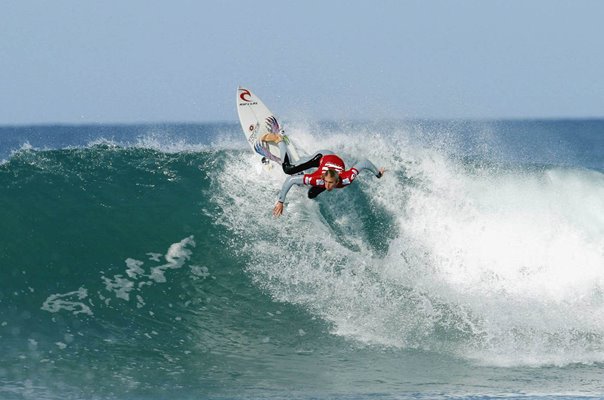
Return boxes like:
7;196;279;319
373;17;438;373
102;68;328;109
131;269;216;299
323;174;338;191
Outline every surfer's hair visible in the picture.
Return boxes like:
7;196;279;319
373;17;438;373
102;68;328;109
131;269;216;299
322;169;339;181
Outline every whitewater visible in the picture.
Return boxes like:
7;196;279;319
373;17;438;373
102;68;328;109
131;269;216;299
1;120;603;399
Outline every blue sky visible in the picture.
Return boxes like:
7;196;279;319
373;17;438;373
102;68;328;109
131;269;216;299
1;0;603;124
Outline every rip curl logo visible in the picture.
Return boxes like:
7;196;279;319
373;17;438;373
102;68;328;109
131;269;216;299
239;89;252;102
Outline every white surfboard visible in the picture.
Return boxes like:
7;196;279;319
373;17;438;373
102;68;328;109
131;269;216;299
236;86;301;164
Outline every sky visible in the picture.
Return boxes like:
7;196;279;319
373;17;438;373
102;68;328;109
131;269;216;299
1;0;603;125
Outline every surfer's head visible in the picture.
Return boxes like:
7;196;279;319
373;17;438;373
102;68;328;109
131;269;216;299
322;169;339;191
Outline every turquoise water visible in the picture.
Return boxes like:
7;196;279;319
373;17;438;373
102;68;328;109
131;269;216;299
1;120;603;399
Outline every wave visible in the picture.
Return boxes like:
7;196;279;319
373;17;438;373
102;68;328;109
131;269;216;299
1;126;604;378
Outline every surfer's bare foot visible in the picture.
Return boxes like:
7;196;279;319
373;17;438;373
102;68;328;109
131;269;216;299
260;133;283;143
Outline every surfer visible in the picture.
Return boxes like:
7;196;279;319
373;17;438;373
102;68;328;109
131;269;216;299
260;125;385;217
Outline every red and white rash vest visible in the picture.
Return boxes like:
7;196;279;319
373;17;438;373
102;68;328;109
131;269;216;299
302;154;359;188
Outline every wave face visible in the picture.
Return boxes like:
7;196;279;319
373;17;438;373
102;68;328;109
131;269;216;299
1;121;603;399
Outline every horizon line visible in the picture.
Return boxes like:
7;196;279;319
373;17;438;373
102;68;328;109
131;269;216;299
2;116;604;128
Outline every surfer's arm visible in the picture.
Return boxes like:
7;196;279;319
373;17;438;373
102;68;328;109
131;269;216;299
274;175;305;217
351;159;385;178
277;175;305;204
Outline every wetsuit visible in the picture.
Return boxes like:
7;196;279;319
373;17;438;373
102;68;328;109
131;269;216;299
276;141;382;203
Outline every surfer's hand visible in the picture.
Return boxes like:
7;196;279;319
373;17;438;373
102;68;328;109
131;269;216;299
377;167;386;178
273;201;284;217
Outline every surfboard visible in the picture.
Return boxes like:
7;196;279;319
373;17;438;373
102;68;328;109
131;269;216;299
236;86;301;164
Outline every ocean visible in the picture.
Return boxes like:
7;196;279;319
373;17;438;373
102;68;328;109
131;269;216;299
1;120;603;400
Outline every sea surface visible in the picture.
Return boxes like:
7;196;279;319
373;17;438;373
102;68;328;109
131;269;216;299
1;119;603;400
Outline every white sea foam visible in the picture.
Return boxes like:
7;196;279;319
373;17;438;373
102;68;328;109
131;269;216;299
382;142;604;366
212;124;604;367
41;288;93;316
41;236;197;313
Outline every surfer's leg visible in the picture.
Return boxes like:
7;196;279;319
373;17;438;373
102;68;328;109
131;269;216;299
278;141;292;164
307;186;326;199
282;149;334;174
283;151;323;175
278;141;306;174
279;141;334;174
